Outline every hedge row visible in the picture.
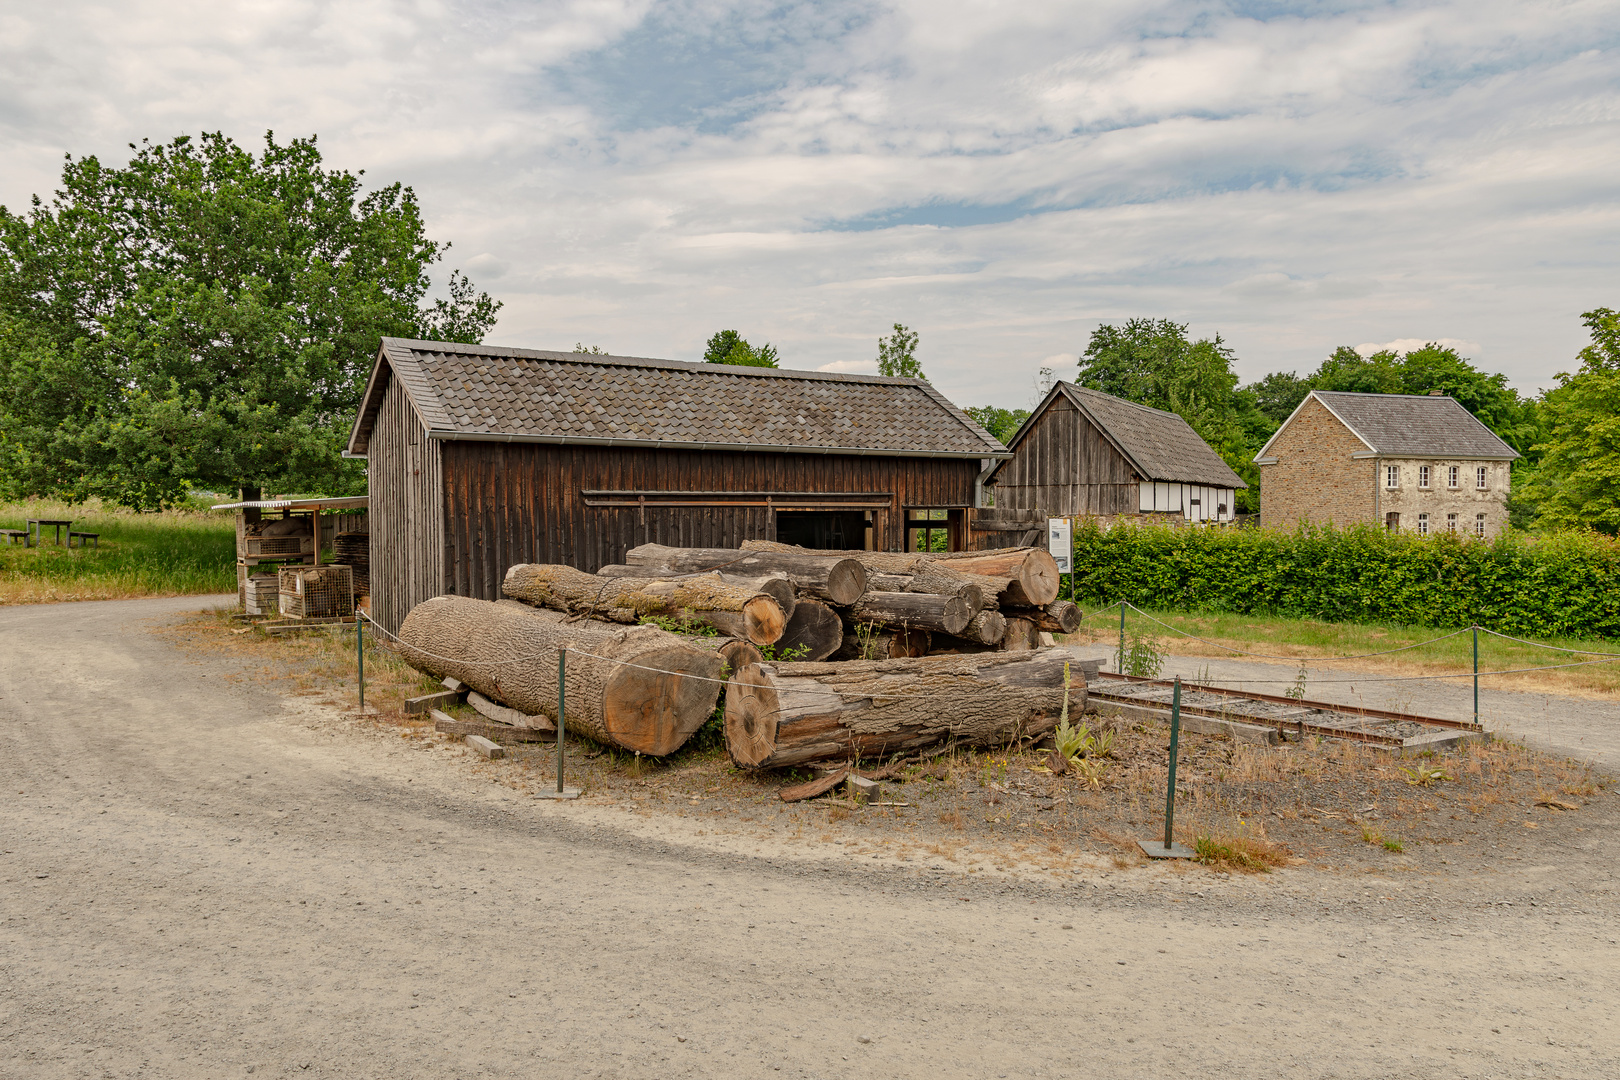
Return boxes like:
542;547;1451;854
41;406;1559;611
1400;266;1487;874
1067;521;1620;639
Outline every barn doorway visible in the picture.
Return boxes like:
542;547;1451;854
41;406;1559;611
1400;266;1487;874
905;508;965;553
775;510;867;550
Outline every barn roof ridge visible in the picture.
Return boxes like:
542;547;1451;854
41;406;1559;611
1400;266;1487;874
346;337;1009;460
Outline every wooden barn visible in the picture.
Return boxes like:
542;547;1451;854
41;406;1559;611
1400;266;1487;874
346;338;1010;632
987;381;1245;522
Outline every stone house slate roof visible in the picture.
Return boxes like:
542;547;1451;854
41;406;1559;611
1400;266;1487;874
993;382;1245;488
346;338;1008;459
1258;391;1520;461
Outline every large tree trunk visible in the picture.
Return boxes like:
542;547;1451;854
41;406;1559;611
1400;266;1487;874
396;596;723;757
597;565;796;622
774;599;843;662
1002;600;1081;634
624;544;866;605
926;548;1062;607
833;625;931;661
502;563;786;646
848;591;973;636
725;648;1089;768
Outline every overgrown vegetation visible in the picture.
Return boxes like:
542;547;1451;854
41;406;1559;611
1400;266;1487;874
0;498;234;603
1070;519;1620;639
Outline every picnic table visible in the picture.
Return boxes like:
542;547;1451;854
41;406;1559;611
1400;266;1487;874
27;518;72;547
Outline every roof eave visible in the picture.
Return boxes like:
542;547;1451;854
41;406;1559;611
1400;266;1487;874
427;429;1011;459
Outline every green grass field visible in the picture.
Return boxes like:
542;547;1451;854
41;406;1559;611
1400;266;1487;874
0;498;236;604
1064;602;1620;695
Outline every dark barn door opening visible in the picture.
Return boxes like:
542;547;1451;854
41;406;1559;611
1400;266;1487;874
775;510;866;550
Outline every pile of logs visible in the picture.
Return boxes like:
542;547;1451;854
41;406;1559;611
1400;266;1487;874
394;541;1090;768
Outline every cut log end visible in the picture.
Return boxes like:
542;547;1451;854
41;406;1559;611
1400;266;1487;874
824;560;867;606
725;666;781;767
601;644;725;757
740;595;788;646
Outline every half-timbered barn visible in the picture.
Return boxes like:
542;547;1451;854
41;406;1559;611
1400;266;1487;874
987;381;1245;523
346;338;1009;632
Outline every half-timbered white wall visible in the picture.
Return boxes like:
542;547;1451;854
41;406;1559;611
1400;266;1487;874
1139;482;1236;522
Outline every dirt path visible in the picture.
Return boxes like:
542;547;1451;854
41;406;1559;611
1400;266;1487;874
3;597;1619;1079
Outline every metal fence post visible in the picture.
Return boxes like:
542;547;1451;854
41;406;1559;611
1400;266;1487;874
357;613;365;710
556;647;566;794
1118;600;1127;674
1473;625;1479;727
1140;676;1192;858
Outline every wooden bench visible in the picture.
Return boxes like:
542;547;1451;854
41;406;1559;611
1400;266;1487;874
0;529;26;545
68;531;99;549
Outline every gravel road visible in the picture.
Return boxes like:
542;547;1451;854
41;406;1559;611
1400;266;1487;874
3;596;1618;1079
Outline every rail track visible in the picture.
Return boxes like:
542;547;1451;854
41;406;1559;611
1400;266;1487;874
1088;672;1487;749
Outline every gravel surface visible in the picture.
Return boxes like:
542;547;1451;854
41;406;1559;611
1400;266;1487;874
3;596;1619;1079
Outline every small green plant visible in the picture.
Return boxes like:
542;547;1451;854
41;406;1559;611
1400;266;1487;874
1383;838;1405;853
759;641;811;662
853;620;882;660
637;613;719;636
1193;834;1277;873
1401;762;1453;786
1285;662;1308;700
1115;632;1164;679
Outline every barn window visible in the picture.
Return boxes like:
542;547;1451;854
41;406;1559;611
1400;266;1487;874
1419;466;1430;489
1386;465;1399;489
1448;466;1459;488
1476;466;1488;489
1476;513;1487;537
1417;513;1429;535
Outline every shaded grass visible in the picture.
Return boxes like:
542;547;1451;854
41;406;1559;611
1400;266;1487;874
0;498;236;604
1062;604;1620;696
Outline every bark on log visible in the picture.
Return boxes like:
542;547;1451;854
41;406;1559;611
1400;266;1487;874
598;565;796;622
502;563;785;646
725;647;1089;768
833;625;931;660
1001;617;1040;652
1002;600;1082;634
925;548;1062;607
774;599;843;662
674;634;765;679
623;544;866;605
848;591;972;636
397;596;723;757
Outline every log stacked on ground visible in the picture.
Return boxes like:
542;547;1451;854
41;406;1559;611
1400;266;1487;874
624;544;866;605
774;599;844;662
502;563;786;645
725;647;1089;768
1001;599;1082;634
848;591;973;636
1000;617;1041;652
597;565;796;622
396;596;723;756
924;548;1062;607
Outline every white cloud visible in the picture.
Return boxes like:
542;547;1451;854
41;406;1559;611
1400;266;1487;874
1357;338;1485;357
1;0;1614;406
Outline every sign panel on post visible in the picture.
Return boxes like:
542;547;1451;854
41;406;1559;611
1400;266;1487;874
1047;518;1072;574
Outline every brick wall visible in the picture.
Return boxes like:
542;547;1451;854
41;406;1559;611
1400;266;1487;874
1259;397;1375;528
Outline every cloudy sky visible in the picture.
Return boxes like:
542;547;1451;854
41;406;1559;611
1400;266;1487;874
3;0;1616;409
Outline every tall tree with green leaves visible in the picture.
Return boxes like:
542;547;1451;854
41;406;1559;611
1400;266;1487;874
876;323;924;380
0;131;500;508
963;406;1030;445
702;329;779;367
1524;308;1620;533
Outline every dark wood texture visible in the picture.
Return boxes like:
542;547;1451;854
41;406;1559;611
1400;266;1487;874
775;599;844;662
849;592;973;635
992;394;1139;517
369;375;445;634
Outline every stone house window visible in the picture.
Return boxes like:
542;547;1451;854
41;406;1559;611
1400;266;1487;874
1476;466;1488;489
1447;513;1458;533
1417;513;1430;535
1476;513;1486;537
1386;465;1399;489
1385;512;1400;532
1448;466;1459;488
1419;466;1431;489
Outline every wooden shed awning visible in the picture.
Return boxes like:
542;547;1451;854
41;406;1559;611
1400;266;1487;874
210;496;370;511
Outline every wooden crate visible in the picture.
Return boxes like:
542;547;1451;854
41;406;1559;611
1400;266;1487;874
278;565;355;620
243;572;279;615
245;534;315;558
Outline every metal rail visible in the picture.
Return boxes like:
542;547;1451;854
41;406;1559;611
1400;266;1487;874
1090;672;1485;747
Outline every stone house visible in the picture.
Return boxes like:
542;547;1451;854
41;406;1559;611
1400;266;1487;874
1254;390;1518;537
988;381;1245;523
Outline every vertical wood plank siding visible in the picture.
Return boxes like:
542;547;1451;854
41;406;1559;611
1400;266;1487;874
430;442;978;602
993;397;1138;516
369;376;445;634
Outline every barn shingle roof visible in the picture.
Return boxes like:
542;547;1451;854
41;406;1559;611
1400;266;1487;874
993;383;1244;488
1298;391;1520;459
347;338;1007;459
